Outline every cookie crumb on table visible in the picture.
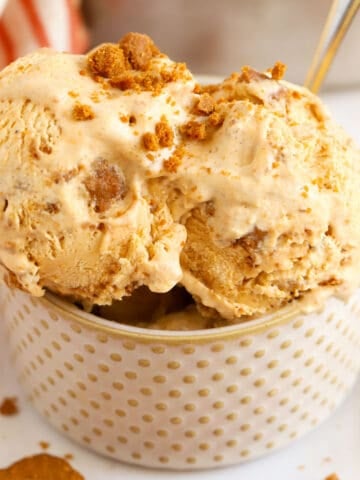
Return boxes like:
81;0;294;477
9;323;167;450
0;397;19;416
39;441;50;450
0;454;84;480
325;474;339;480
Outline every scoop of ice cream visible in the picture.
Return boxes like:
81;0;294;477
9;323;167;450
166;66;360;320
0;34;359;323
0;33;195;304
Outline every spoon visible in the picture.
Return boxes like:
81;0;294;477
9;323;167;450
304;0;360;93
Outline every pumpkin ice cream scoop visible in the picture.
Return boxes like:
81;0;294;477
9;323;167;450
0;33;195;305
172;66;360;321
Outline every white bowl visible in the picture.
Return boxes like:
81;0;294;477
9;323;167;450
2;284;360;470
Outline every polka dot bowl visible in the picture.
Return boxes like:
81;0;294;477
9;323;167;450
2;285;360;470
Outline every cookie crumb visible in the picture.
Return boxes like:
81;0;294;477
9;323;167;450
142;132;159;151
72;103;95;121
64;454;74;461
119;32;159;71
181;120;207;140
208;111;224;127
88;43;128;78
119;114;129;123
39;441;50;450
163;146;185;173
0;397;19;416
270;61;287;80
325;474;339;480
0;454;84;480
155;120;174;147
195;93;215;115
87;33;190;95
84;159;127;213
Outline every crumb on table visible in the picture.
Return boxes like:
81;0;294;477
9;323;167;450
0;397;19;416
39;441;50;450
0;454;84;480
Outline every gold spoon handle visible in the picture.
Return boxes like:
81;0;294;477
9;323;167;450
305;0;360;93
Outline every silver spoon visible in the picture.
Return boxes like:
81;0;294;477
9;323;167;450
304;0;360;93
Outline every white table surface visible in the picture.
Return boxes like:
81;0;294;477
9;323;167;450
1;89;360;480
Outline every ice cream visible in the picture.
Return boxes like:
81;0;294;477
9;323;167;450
0;34;194;305
0;33;359;325
177;69;360;320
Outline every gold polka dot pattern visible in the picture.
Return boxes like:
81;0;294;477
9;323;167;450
2;285;360;470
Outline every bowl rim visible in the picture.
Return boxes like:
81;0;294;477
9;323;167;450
39;290;308;344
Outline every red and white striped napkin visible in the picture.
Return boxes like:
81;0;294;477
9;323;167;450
0;0;88;68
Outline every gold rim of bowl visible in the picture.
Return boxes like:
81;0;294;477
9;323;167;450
40;291;308;345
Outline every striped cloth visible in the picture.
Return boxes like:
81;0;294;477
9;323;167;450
0;0;88;68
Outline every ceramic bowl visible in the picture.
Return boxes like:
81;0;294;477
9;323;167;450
2;285;360;470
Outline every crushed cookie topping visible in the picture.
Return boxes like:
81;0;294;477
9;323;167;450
72;103;95;121
143;118;174;151
163;146;185;173
84;159;127;213
269;61;287;81
195;93;215;115
120;32;159;71
109;62;189;94
181;120;207;140
208;111;224;127
88;43;128;78
155;120;174;147
142;132;159;151
87;33;191;95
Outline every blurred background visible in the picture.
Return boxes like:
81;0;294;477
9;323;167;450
83;0;360;91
